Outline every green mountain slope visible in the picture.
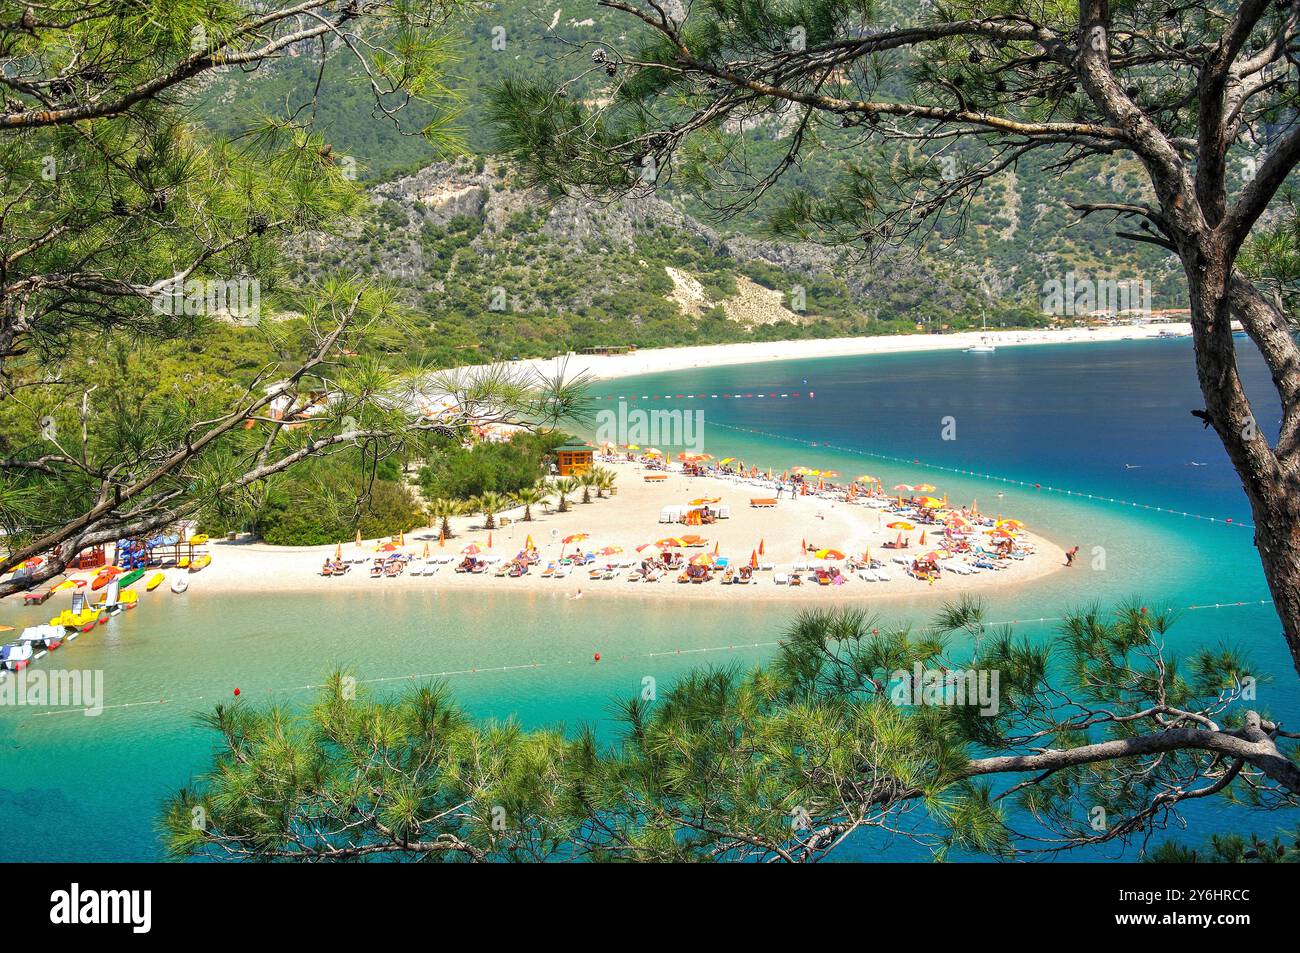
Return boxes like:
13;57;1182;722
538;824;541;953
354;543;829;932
196;1;1189;363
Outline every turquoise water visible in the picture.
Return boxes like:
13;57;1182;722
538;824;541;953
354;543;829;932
1;339;1295;860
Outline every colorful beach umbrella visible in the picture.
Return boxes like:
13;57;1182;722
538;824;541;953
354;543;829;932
598;546;623;556
814;548;845;560
887;521;915;531
563;533;589;544
892;484;914;492
656;537;685;547
915;484;936;492
758;538;765;556
462;543;481;555
750;549;759;569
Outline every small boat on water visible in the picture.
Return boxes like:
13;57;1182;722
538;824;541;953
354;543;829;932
49;606;103;632
18;624;65;652
145;571;166;591
170;576;188;594
0;642;34;671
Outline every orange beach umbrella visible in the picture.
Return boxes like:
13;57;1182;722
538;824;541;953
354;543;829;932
563;533;589;544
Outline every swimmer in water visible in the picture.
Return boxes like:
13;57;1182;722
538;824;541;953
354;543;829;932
570;589;583;600
1124;464;1142;469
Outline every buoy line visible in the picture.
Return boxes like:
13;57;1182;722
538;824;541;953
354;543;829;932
708;421;1257;530
13;598;1275;720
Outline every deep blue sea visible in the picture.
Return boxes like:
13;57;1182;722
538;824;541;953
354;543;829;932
1;337;1295;861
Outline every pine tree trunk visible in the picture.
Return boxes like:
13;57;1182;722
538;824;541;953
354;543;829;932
1250;488;1300;677
1183;244;1300;677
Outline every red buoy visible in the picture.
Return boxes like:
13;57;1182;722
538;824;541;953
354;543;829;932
593;652;601;662
233;687;241;696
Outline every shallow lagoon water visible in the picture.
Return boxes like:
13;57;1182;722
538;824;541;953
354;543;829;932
1;338;1295;860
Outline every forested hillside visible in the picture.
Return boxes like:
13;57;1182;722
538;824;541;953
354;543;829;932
196;0;1189;362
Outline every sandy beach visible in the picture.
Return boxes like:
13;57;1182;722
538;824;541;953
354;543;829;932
511;322;1193;382
184;458;1064;604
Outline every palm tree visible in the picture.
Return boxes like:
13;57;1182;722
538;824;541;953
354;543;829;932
576;471;596;504
551;478;577;513
426;499;466;539
592;467;617;498
473;491;509;530
513;485;549;522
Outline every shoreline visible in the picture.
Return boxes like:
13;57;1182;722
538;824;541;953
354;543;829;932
140;458;1066;605
510;323;1192;382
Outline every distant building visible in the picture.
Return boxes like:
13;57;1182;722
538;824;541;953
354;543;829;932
577;345;637;356
555;444;594;476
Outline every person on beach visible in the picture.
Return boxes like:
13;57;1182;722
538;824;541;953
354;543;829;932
1065;546;1079;567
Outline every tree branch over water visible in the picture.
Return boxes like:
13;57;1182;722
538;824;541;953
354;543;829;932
164;600;1298;862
